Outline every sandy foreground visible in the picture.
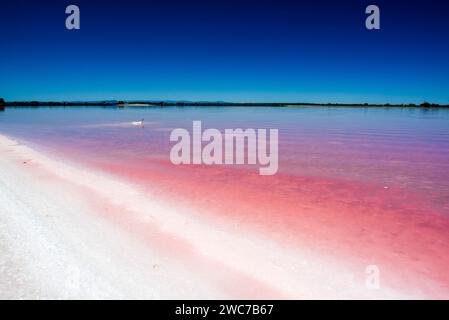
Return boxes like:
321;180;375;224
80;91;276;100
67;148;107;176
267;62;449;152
0;134;421;299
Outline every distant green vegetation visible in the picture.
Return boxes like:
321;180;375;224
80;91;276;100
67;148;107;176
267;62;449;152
1;99;448;109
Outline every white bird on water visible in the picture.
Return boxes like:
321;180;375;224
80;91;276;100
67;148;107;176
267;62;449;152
132;119;144;127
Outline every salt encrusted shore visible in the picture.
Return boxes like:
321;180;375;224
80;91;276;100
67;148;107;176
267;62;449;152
0;134;419;299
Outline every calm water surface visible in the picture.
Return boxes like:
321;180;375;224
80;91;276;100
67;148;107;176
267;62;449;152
2;106;449;295
1;106;449;201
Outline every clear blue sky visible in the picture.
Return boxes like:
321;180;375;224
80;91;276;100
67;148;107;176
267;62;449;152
1;0;449;104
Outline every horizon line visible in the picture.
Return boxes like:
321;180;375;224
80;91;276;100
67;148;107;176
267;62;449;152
1;99;449;108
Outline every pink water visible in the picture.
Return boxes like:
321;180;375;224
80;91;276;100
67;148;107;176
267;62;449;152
1;106;449;297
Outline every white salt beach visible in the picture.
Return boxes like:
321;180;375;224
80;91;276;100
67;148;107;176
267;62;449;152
0;134;422;299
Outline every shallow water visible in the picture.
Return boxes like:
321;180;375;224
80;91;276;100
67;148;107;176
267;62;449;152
1;106;449;297
1;106;449;196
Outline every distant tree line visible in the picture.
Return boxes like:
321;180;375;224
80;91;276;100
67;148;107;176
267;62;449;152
3;100;119;107
0;98;448;108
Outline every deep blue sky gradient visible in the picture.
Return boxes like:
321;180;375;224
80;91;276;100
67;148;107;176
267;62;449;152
1;0;449;103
